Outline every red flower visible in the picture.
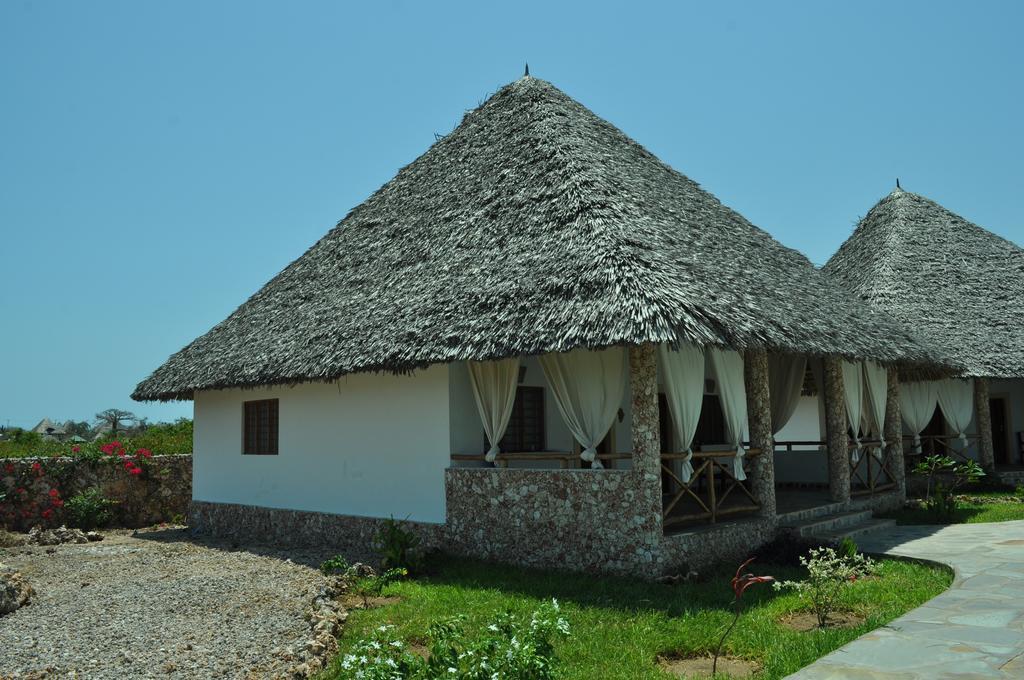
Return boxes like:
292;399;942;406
137;448;152;458
51;499;64;508
111;440;121;447
41;509;54;520
128;467;143;476
123;461;135;470
31;462;42;473
3;463;13;474
101;443;115;455
72;445;81;453
49;488;60;498
731;558;775;600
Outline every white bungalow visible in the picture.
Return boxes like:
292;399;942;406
133;76;950;576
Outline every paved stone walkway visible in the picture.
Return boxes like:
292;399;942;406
788;520;1024;679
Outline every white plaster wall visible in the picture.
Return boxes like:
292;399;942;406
193;365;450;523
773;394;828;484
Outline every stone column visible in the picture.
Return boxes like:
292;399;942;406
744;348;776;519
884;366;906;496
823;356;851;504
629;343;664;540
975;377;996;472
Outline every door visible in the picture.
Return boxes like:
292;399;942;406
991;397;1009;465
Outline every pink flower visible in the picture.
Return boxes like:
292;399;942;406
731;558;775;599
72;445;81;453
137;448;152;458
111;440;121;448
101;443;115;455
128;467;142;476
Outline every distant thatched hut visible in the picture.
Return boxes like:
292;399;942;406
133;77;949;576
825;187;1024;481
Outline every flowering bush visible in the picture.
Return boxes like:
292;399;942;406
774;546;878;628
337;600;570;680
0;458;65;528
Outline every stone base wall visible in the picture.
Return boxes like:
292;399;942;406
189;501;446;555
444;468;663;576
850;490;904;514
1;455;191;531
661;517;778;574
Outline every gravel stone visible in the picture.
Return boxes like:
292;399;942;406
0;528;346;678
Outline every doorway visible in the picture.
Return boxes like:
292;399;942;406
991;397;1010;465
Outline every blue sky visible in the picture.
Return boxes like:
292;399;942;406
1;1;1021;428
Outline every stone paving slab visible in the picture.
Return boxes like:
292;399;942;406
786;520;1024;679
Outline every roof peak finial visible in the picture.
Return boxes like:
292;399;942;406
896;177;901;190
524;62;530;77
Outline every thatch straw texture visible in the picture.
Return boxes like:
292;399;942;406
134;77;949;401
824;188;1024;379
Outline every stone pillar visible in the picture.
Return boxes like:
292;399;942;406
629;343;664;538
744;348;776;519
884;366;906;496
975;377;995;472
823;356;851;504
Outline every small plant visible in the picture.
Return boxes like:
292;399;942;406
774;546;878;628
913;455;984;520
319;554;351;576
373;516;423;573
837;536;858;560
336;600;569;680
352;567;407;608
1014;484;1024;500
712;557;774;676
65;488;116;531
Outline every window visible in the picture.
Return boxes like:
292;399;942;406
243;399;279;455
487;386;545;453
693;394;726;448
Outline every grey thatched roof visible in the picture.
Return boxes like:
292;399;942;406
824;187;1024;379
134;77;951;401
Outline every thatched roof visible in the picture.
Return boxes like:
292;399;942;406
824;187;1024;379
134;77;951;401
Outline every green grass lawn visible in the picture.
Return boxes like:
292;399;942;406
881;491;1024;525
322;555;950;680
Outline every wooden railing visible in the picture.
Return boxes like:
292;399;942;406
450;451;631;469
902;434;980;465
661;449;762;529
774;440;826;452
848;439;898;497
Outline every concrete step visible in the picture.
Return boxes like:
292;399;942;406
814;518;897;543
776;501;848;525
782;510;873;537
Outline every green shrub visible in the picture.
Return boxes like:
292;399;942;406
913;455;984;520
351;567;407;608
373;516;423;573
837;536;858;559
337;600;569;680
65;488;116;530
320;554;352;576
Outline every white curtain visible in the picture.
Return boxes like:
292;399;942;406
862;361;888;462
841;360;865;463
540;347;627;470
467;358;521;463
660;343;705;483
708;348;749;481
768;354;807;435
937;378;974;448
901;381;939;454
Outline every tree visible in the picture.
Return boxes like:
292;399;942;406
94;409;138;436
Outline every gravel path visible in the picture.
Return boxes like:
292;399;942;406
0;528;343;679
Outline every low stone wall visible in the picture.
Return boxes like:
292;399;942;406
190;501;447;556
445;468;663;576
662;517;777;574
1;455;191;531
